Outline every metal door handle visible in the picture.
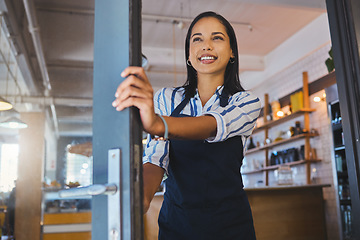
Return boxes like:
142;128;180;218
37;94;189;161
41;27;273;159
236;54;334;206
57;148;122;240
58;183;117;198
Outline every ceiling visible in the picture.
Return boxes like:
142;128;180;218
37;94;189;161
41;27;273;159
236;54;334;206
0;0;326;137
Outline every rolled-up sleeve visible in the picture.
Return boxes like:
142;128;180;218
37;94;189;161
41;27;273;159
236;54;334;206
142;88;171;171
204;91;261;142
142;135;170;170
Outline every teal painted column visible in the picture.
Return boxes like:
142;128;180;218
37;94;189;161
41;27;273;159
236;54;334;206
93;0;143;239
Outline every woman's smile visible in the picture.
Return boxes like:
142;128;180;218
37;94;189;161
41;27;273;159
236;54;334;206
199;54;218;63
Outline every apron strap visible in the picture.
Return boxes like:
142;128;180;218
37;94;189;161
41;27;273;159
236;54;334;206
171;96;190;117
219;93;229;107
170;89;230;117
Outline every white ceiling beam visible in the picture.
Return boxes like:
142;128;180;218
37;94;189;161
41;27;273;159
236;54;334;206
23;0;52;92
58;122;92;137
0;3;38;95
47;59;93;69
5;95;93;107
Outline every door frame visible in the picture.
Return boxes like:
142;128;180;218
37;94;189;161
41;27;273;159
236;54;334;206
326;0;360;238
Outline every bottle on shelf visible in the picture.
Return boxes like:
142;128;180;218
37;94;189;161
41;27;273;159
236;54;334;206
335;154;343;172
247;137;256;150
340;205;352;239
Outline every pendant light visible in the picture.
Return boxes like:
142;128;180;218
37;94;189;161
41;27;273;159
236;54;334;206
0;116;28;129
0;97;13;111
0;109;28;129
0;14;26;129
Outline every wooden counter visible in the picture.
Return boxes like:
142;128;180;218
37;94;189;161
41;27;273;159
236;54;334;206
246;184;329;240
144;184;330;240
42;211;91;240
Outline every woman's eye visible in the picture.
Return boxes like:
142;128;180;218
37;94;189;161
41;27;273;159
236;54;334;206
192;37;201;42
213;36;224;40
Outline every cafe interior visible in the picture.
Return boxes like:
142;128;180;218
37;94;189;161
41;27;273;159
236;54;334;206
0;0;359;239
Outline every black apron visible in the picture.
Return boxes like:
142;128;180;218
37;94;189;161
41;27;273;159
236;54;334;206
158;95;256;240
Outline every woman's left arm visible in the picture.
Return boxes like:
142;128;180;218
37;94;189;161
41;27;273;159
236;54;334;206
204;92;262;142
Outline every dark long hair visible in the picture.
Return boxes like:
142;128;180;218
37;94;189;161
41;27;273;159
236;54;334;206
183;11;245;100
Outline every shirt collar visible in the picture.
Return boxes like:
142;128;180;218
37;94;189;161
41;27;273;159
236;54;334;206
194;85;224;99
215;85;224;97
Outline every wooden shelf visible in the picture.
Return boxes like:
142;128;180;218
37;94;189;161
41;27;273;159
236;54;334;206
253;108;316;134
241;169;264;174
242;159;321;175
246;133;319;154
245;72;317;185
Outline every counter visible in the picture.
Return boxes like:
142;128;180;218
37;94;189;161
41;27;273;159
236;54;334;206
42;191;91;240
144;184;330;240
245;184;330;240
42;211;91;240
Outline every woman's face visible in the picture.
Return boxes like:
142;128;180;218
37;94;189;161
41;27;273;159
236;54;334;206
188;17;234;78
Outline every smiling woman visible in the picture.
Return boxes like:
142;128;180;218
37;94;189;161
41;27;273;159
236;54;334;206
113;11;261;240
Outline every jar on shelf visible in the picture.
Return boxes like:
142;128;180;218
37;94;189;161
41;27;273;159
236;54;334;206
276;166;293;185
294;121;303;135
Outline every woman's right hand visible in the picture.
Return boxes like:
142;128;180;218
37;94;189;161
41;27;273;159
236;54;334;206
112;66;163;136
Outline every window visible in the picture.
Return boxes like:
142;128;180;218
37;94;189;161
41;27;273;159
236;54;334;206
0;144;19;192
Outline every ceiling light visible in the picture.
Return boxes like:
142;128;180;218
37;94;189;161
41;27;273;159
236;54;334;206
0;97;13;111
0;117;28;129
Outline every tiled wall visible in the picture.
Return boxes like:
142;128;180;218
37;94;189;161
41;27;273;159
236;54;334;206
244;43;341;240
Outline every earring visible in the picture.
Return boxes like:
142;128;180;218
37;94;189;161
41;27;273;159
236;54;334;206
229;58;235;64
187;59;192;66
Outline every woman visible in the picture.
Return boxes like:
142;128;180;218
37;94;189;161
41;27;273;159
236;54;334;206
113;11;261;240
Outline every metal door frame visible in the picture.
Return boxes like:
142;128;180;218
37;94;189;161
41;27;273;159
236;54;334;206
92;0;143;239
326;0;360;237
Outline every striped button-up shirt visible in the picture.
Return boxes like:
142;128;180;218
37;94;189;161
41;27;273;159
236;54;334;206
143;86;261;171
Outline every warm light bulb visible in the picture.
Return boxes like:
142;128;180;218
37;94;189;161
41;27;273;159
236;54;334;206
276;111;284;117
0;101;13;111
313;96;321;102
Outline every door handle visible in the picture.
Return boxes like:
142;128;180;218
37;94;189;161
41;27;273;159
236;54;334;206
59;183;117;198
58;148;122;240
